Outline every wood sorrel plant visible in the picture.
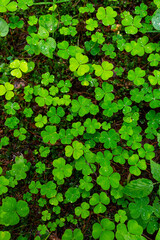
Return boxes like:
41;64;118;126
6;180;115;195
0;0;160;239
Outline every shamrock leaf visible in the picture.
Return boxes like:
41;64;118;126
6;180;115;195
69;53;89;76
0;82;14;100
93;61;114;80
35;114;47;128
128;67;145;86
97;164;121;190
0;0;17;12
52;157;73;181
65;187;80;203
65;141;84;159
86;18;98;31
41;125;59;144
75;202;90;219
90;192;110;214
129;197;153;220
47;106;65;124
148;70;160;85
40;181;57;198
84;118;101;134
92;218;115;240
91;32;105;44
62;229;83;240
95;82;114;101
128;154;147;176
10;59;28;78
0;176;9;195
96;6;117;26
0;197;29;226
121;11;142;34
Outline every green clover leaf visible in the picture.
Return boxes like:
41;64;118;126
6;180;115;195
96;6;117;26
138;143;155;160
29;181;41;194
121;11;142;34
92;218;115;240
62;229;83;240
97;165;121;190
91;32;105;44
59;129;73;145
148;53;160;67
90;192;110;214
0;82;14;100
39;37;56;59
112;146;129;164
128;154;147;176
49;192;63;206
129;197;153;220
5;116;19;129
75;202;90;219
65;187;80;203
0;231;11;240
86;18;98;31
79;176;93;191
13;127;27;141
28;15;38;26
61;14;72;26
41;72;55;86
4;102;20;115
102;44;116;59
10;155;29;180
34;114;47;128
35;88;53;107
0;0;17;12
93;61;113;80
135;3;148;17
116;220;144;239
65;141;84;159
35;162;46;174
52;157;73;181
10;59;28;78
47;106;65;124
17;0;33;10
41;125;59;144
128;67;145;86
99;129;120;149
148;70;160;85
69;53;89;76
71;122;85;137
0;197;29;226
84;118;101;134
79;3;95;13
95;82;114;101
0;176;9;195
40;181;57;198
115;210;127;224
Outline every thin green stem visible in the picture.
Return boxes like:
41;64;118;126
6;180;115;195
56;0;69;2
33;0;69;5
153;182;160;185
33;2;53;5
146;31;160;33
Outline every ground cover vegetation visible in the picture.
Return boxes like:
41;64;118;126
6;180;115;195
0;0;160;239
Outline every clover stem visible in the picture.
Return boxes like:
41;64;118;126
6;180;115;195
146;31;160;33
127;172;131;183
33;2;53;5
33;0;69;4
